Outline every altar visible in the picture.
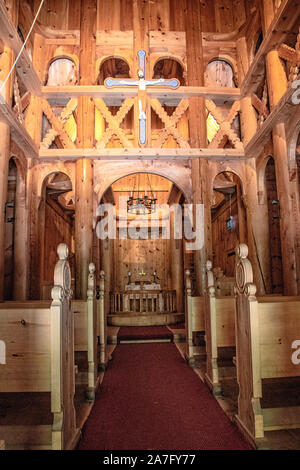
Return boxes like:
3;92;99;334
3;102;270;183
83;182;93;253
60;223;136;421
108;271;184;326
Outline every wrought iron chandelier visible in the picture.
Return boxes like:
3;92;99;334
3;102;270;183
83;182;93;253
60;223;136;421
127;173;157;215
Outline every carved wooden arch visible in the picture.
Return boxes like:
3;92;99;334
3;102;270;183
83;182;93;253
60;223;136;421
151;55;187;83
209;167;246;205
37;165;74;201
9;153;27;182
96;169;191;205
256;154;274;204
96;55;134;82
44;54;79;86
204;56;238;87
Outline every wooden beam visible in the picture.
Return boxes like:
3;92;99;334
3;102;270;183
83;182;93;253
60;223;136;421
245;84;297;158
41;85;241;106
0;98;39;157
241;0;300;97
38;147;245;162
0;0;41;95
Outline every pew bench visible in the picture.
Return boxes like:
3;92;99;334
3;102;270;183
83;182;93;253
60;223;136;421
0;244;79;450
235;244;300;444
205;261;236;395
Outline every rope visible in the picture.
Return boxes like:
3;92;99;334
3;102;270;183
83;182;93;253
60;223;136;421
0;0;45;96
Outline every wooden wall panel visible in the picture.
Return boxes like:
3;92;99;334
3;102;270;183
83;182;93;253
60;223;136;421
97;0;121;30
211;197;239;276
149;0;170;31
169;0;186;31
43;201;73;283
214;0;234;33
34;0;69;29
113;237;171;291
200;0;216;32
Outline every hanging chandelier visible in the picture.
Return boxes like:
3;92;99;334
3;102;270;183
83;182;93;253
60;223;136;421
127;173;157;215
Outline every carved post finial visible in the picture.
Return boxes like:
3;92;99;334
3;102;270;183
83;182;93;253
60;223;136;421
57;243;69;260
206;260;215;292
235;243;256;296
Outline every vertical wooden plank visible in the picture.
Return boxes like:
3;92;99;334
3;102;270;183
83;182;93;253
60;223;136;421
68;0;81;29
199;0;216;32
185;0;208;295
214;0;234;33
97;0;121;30
120;0;133;30
169;0;186;31
149;0;170;31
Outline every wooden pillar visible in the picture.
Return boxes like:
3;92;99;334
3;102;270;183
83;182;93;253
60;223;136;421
185;0;209;295
237;37;269;295
75;0;96;299
170;206;184;312
0;0;18;301
26;33;46;299
262;0;298;294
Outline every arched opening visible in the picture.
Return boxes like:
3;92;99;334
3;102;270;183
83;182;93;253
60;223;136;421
205;60;240;145
152;58;187;148
4;159;17;300
206;59;236;88
265;157;283;294
210;171;247;408
211;171;247;280
43;58;77;147
99;172;187;326
96;57;133;145
97;57;130;85
153;58;185;85
38;172;75;299
45;57;77;86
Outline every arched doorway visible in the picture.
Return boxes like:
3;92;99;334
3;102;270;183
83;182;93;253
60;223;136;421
152;58;188;147
38;172;75;299
99;172;187;325
211;171;247;281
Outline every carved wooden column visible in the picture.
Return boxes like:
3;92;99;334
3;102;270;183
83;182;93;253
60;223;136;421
236;37;269;295
185;0;210;295
75;0;96;299
0;0;18;301
263;0;298;294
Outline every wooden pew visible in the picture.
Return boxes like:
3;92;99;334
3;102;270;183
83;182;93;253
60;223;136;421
72;266;107;401
185;269;205;365
0;244;79;450
234;244;300;443
204;260;236;395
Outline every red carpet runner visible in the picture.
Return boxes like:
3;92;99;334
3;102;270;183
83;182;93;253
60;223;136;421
78;343;251;450
117;325;173;342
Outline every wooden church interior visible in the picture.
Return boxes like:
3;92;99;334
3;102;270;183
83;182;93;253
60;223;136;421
0;0;300;451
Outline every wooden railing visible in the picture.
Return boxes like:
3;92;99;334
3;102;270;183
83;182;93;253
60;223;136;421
110;290;176;314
